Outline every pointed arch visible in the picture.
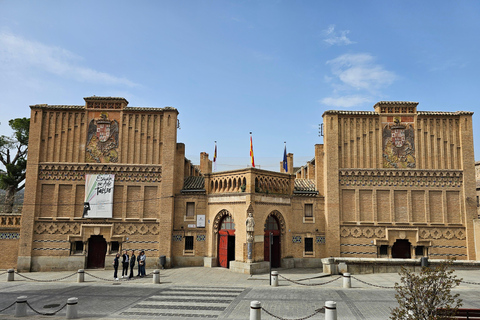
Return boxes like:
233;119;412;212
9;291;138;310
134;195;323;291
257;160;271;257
266;210;286;234
213;209;234;234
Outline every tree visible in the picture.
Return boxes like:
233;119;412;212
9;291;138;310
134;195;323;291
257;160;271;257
0;117;30;213
390;260;462;320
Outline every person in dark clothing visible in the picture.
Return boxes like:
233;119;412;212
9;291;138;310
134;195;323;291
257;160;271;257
121;250;129;278
113;253;120;280
129;250;136;279
137;252;141;276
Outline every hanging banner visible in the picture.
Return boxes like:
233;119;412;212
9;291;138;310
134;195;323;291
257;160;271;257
84;174;114;218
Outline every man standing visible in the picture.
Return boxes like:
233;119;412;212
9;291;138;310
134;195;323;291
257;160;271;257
129;250;136;279
121;250;129;278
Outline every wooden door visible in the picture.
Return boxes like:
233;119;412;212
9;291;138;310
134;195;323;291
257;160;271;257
87;235;107;268
264;230;281;267
218;230;229;268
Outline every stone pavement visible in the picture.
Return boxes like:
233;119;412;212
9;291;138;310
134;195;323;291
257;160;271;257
1;267;480;319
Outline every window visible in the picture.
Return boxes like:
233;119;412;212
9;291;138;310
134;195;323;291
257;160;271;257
111;241;119;253
186;202;195;219
304;237;313;253
379;245;388;256
304;204;313;217
220;216;235;230
184;236;194;251
72;241;83;254
415;246;424;256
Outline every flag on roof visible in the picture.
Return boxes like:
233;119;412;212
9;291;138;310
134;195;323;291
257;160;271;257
250;132;255;168
213;141;217;172
283;142;288;172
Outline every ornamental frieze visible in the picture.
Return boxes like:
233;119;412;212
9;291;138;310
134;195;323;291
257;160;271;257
38;163;162;182
113;223;159;235
339;169;462;188
35;222;81;235
340;226;466;240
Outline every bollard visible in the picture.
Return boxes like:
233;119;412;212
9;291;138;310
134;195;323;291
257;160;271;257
270;271;278;287
15;296;27;317
152;269;160;284
250;301;261;320
343;272;351;288
77;269;84;283
66;297;78;319
7;269;14;281
325;301;337;320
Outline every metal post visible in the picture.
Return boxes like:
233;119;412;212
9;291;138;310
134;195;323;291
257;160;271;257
152;269;160;284
77;269;84;283
271;271;278;287
269;232;272;286
250;301;261;320
15;296;27;317
66;297;78;319
7;269;14;281
343;272;351;288
325;301;337;320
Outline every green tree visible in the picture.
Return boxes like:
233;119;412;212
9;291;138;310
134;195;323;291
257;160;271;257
0;117;30;213
390;260;462;320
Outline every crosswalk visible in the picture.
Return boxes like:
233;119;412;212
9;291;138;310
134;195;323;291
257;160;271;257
121;286;245;318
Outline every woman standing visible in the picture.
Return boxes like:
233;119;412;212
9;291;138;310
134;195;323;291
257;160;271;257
113;253;120;280
139;251;146;277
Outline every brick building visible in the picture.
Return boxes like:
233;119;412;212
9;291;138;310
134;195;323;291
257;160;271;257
1;98;476;272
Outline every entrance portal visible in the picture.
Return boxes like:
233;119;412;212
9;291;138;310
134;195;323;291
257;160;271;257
391;239;411;259
87;235;107;268
264;215;281;268
218;215;235;268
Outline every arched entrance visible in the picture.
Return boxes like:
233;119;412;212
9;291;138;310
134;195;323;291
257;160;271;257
392;239;411;259
264;215;281;268
218;215;235;268
87;235;107;268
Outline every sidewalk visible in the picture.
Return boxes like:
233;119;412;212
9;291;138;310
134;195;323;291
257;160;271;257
1;267;480;319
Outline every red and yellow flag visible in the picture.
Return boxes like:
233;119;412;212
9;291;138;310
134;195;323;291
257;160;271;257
250;132;255;168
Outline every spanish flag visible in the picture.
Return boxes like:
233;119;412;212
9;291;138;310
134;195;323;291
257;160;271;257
250;132;255;168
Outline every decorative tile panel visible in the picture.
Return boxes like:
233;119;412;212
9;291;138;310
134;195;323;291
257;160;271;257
0;232;20;239
292;236;302;243
196;235;206;242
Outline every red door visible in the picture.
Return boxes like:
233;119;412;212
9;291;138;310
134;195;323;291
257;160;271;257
87;235;107;268
218;230;229;268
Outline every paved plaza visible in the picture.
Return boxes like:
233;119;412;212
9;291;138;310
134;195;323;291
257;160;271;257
1;267;480;319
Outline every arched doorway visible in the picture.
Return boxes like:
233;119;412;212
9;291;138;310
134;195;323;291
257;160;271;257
218;216;235;268
264;215;281;268
392;239;411;259
87;235;107;268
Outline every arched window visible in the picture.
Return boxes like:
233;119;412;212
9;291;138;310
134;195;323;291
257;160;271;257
265;215;279;230
220;216;235;230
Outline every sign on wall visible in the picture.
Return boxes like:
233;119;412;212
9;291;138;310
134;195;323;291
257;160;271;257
83;174;115;218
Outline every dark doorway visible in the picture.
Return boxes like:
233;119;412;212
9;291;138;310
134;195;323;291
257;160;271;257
87;235;107;268
264;215;281;268
392;239;411;259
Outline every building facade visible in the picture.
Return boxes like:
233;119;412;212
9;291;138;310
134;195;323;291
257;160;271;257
1;98;476;272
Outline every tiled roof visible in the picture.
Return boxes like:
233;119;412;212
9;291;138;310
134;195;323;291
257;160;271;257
294;179;317;193
182;176;205;191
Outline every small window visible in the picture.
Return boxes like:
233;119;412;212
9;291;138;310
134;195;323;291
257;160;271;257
185;236;194;251
186;202;195;218
304;237;313;253
304;204;313;217
111;241;119;253
379;245;388;256
73;241;83;254
415;246;424;256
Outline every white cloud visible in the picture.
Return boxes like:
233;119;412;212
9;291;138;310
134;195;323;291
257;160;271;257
326;53;396;92
0;32;137;87
323;25;354;46
320;53;396;108
320;95;372;108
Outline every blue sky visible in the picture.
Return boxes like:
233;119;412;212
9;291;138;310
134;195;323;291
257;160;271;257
1;1;480;171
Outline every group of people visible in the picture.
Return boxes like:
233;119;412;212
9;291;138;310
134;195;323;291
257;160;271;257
113;250;146;280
